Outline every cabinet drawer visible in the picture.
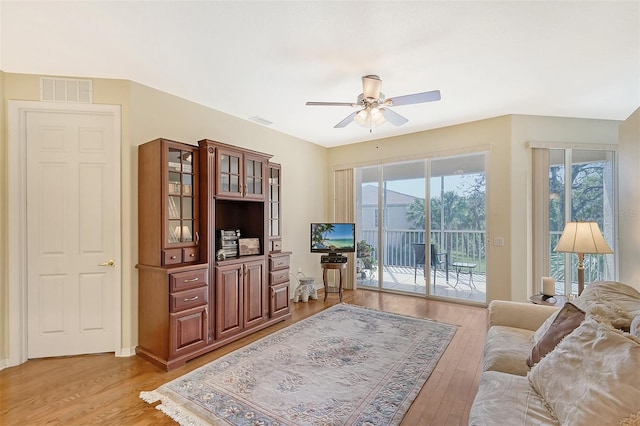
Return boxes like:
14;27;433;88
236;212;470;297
163;249;182;265
170;286;208;313
183;247;199;263
269;255;289;271
270;240;282;252
170;268;208;292
269;269;289;285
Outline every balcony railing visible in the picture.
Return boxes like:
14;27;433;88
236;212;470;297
360;229;487;273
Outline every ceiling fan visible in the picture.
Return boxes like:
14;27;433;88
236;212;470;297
306;75;441;129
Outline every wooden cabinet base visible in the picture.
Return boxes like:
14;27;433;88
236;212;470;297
136;312;291;371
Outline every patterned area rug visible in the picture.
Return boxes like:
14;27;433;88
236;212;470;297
140;303;457;425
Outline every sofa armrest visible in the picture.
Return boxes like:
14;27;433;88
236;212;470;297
489;300;560;331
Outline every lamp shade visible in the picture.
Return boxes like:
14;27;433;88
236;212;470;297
554;222;613;254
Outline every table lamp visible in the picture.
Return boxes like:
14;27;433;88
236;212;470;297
554;221;613;295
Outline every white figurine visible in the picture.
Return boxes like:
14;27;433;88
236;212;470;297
294;273;317;303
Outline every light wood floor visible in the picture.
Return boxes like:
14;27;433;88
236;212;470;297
0;290;488;425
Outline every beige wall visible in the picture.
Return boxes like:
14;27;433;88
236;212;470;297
618;107;640;290
1;71;7;361
0;73;328;360
0;70;635;364
327;114;622;303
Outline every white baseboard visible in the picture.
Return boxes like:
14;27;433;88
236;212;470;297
0;349;136;370
117;347;136;357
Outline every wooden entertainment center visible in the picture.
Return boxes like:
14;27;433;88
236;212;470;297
136;138;291;370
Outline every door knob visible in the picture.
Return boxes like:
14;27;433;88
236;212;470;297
98;260;115;267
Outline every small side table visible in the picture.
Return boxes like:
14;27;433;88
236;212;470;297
451;262;477;289
529;294;567;306
322;262;347;302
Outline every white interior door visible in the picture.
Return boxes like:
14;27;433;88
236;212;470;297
26;109;119;358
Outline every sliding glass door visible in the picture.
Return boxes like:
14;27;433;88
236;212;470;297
355;153;486;303
356;163;427;293
430;155;486;302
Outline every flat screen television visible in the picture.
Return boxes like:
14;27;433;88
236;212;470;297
310;223;356;255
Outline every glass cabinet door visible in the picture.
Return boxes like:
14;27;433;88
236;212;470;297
269;165;280;238
245;155;265;198
167;146;196;245
215;148;266;200
268;163;282;252
217;149;242;197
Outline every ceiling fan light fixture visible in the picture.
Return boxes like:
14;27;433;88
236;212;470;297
354;107;386;128
354;109;368;126
373;108;386;125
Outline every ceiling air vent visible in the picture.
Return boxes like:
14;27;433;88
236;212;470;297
249;116;273;126
41;77;93;103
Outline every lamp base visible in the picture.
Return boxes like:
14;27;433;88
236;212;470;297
578;259;585;296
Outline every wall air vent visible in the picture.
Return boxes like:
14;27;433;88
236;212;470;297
41;77;93;103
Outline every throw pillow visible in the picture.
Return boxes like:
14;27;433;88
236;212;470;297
578;281;640;318
532;308;560;344
528;317;640;426
579;299;633;330
527;302;585;367
575;281;637;330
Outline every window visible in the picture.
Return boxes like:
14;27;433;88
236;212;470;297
533;148;616;295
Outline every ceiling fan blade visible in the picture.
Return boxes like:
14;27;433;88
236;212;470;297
334;111;358;128
382;108;409;126
385;90;441;106
306;101;356;107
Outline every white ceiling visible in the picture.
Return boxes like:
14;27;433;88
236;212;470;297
1;1;638;148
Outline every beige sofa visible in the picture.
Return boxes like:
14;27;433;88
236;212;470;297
470;281;640;426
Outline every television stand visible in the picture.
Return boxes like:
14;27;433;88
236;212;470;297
321;261;347;302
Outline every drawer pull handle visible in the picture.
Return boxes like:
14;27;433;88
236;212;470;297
184;295;199;301
170;256;177;260
184;277;199;282
189;253;195;257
